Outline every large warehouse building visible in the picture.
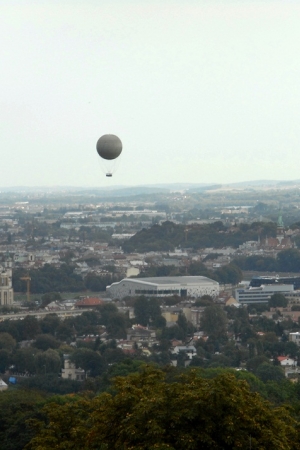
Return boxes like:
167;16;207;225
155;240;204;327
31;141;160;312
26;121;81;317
106;276;219;300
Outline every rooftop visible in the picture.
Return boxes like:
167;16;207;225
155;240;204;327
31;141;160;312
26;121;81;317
123;276;218;285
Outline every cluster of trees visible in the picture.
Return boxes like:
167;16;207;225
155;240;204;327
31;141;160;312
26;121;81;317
233;248;300;273
174;303;300;381
13;264;119;294
5;367;300;449
2;289;299;383
133;296;166;328
6;216;115;247
0;304;131;379
2;294;300;448
4;361;300;449
138;261;243;285
122;220;277;252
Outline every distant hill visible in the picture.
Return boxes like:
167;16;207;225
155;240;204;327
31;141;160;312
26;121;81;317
2;179;300;195
122;220;277;253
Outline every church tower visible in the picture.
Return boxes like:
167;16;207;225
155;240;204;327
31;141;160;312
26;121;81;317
276;212;285;244
0;256;14;306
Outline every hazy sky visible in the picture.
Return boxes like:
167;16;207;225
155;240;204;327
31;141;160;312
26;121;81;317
1;0;300;187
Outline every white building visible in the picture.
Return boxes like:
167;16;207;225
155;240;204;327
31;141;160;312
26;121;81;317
14;252;35;263
235;284;294;305
172;345;197;359
61;355;85;381
0;379;8;391
106;276;219;300
289;332;300;346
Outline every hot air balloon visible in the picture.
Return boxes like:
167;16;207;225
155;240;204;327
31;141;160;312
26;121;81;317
96;134;122;177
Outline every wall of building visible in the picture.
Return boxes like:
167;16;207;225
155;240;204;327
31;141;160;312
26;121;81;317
236;284;294;304
107;277;219;300
0;265;14;306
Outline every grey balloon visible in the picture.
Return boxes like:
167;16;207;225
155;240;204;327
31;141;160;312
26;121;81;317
96;134;122;161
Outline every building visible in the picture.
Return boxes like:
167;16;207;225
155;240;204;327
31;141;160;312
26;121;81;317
61;355;85;381
260;213;292;250
289;332;300;346
235;284;294;305
171;345;197;359
75;297;104;308
0;262;14;306
250;276;300;290
126;325;156;346
106;276;219;300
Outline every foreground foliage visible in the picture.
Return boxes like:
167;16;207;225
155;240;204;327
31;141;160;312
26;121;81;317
26;367;300;450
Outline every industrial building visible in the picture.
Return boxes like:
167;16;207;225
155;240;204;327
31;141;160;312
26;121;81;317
235;284;294;305
106;276;219;300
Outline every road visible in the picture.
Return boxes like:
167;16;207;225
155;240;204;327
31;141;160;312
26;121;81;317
0;308;94;321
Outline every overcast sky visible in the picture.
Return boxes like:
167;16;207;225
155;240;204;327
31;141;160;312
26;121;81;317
1;0;300;187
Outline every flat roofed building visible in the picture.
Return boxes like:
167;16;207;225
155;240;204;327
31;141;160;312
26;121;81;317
106;276;219;300
236;284;294;305
250;276;300;290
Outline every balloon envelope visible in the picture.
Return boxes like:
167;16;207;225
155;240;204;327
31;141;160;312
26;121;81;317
96;134;122;161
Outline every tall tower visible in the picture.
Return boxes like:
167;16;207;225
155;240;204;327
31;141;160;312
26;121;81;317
0;254;14;306
0;265;14;306
277;212;285;244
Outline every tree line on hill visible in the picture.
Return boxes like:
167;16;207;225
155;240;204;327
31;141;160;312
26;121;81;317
13;264;119;294
137;261;243;285
13;260;243;297
122;220;277;252
233;248;300;273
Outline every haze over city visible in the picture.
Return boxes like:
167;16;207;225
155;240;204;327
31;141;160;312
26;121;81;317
1;0;300;187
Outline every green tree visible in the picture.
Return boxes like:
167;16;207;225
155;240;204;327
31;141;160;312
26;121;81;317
277;249;300;272
13;348;37;374
98;303;118;325
35;349;61;374
40;313;61;335
0;332;16;352
26;367;299;450
71;348;105;377
246;355;270;373
134;296;150;326
200;305;228;341
269;293;288;308
133;296;165;327
21;316;41;340
0;349;9;373
255;362;286;383
106;313;127;339
0;389;46;450
285;341;300;359
33;334;61;351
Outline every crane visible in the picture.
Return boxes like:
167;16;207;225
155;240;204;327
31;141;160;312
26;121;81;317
20;275;31;304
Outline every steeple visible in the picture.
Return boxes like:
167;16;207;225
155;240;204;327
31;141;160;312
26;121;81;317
277;211;285;243
277;212;284;228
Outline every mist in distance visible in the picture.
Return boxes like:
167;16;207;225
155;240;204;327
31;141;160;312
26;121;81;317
1;1;300;187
